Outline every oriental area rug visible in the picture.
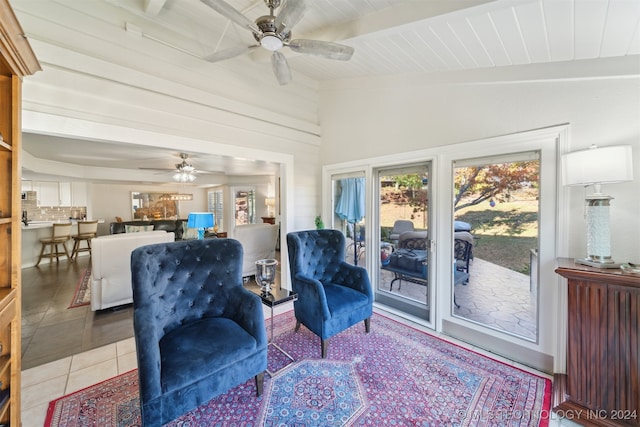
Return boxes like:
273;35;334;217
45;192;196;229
45;311;551;427
68;269;91;309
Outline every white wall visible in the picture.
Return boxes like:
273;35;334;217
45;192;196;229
90;183;208;235
319;75;640;263
16;3;324;236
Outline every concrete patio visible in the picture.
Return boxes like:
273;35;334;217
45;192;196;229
374;255;537;340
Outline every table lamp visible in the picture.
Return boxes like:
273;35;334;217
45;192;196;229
265;197;275;217
187;212;214;240
562;145;633;268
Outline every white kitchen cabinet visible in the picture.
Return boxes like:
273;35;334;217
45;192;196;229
31;181;87;207
71;181;87;206
36;181;60;206
59;182;71;206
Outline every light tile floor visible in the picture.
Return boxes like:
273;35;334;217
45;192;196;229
22;337;138;426
22;304;579;427
21;301;291;427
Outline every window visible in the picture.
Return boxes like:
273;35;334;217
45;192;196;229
207;189;224;230
235;189;256;225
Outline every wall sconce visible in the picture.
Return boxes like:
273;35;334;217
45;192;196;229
187;212;214;240
562;145;634;268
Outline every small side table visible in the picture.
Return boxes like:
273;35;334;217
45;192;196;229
247;286;297;375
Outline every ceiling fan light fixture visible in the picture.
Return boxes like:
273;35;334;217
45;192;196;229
173;171;196;182
261;34;283;51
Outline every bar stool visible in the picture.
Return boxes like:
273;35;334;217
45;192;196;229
71;220;99;261
35;222;73;266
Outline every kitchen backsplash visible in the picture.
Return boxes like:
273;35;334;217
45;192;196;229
22;191;87;221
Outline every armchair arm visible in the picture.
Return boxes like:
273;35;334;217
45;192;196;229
333;262;374;301
133;313;163;402
293;273;331;321
225;287;267;349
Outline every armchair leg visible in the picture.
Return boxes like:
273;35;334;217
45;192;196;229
295;321;301;332
364;317;371;333
255;372;265;396
321;339;328;358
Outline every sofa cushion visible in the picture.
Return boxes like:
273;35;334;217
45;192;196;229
125;224;154;233
110;220;184;240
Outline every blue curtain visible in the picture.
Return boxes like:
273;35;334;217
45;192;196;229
335;177;365;264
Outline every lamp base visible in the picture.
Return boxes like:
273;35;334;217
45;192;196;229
574;258;621;269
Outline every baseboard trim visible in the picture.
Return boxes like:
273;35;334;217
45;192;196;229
442;319;554;374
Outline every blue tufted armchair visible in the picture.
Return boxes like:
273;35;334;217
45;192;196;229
287;229;373;358
131;238;267;426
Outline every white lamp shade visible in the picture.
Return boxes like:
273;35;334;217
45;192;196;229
562;145;633;186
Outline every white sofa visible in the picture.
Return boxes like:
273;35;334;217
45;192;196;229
90;231;175;311
232;223;279;278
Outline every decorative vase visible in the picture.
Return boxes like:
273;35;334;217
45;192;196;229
255;259;278;295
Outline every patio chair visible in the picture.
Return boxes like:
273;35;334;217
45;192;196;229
454;237;473;284
385;231;429;290
455;230;474;259
345;223;365;264
397;230;427;250
389;220;414;242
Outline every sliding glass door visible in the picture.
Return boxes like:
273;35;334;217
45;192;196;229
451;152;540;341
374;163;432;321
323;126;564;372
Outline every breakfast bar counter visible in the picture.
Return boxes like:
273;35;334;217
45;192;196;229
21;220;104;268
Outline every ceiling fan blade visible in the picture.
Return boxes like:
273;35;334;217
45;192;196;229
288;39;354;60
203;44;258;62
275;0;307;33
200;0;260;33
271;51;292;85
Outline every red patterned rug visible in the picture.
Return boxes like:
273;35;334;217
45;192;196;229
68;269;91;309
45;311;552;426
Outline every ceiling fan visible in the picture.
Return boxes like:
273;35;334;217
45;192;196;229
200;0;355;85
173;152;197;182
139;152;221;181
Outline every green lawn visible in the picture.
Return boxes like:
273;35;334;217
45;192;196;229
456;194;538;275
379;188;539;275
469;234;537;274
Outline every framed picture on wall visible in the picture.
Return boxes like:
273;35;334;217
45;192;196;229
131;192;178;220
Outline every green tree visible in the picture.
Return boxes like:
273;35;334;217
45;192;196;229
454;161;539;211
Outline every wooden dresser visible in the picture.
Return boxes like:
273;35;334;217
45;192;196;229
0;1;41;424
554;258;639;426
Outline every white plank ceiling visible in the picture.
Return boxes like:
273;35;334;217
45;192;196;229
21;0;640;82
104;0;640;81
12;0;640;181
